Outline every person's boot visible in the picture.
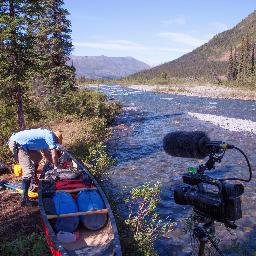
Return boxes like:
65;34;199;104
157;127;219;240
29;165;38;193
21;178;38;207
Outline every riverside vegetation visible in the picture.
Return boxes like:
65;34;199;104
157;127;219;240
125;182;174;256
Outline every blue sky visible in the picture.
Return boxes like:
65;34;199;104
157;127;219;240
64;0;256;66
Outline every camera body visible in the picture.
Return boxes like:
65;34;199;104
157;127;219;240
174;172;244;224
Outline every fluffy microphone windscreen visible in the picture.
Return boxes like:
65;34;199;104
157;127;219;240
163;131;210;159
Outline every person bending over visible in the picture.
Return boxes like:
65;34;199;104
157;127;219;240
8;128;62;206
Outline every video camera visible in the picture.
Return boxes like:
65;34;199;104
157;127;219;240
163;131;252;229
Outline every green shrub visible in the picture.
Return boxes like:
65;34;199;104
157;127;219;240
83;142;115;177
68;117;115;177
0;231;50;256
58;90;105;117
71;135;114;178
54;90;122;122
100;100;122;124
125;182;174;255
87;117;110;142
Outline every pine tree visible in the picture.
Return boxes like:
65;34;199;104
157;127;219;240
227;46;234;80
238;37;246;81
29;0;75;107
251;43;255;75
233;47;238;80
0;0;31;130
244;34;252;80
251;43;256;87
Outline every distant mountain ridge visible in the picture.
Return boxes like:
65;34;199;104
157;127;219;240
70;55;150;79
128;10;256;81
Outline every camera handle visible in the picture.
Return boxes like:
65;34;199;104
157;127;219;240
193;221;225;256
197;150;226;175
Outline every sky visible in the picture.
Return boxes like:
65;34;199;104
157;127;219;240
64;0;256;66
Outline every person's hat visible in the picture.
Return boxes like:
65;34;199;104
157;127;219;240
53;130;63;144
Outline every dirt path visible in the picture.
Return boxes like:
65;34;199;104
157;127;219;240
0;188;40;242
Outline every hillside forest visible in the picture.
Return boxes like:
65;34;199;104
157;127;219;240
227;35;255;83
121;35;256;88
78;33;256;89
118;11;256;88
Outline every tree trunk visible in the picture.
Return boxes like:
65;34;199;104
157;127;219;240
16;87;25;130
9;0;26;130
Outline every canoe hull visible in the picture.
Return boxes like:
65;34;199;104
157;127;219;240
38;150;122;256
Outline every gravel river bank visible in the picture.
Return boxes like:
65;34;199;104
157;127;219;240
126;83;256;101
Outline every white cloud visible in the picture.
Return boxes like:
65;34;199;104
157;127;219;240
209;22;229;31
73;40;190;53
162;16;187;25
158;32;207;47
73;40;147;50
157;47;191;53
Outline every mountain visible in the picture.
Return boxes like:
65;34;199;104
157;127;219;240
70;55;150;79
128;10;256;81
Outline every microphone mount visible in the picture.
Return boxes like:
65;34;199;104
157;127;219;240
197;141;231;174
206;141;234;151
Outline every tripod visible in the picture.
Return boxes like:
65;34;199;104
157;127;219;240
193;219;224;256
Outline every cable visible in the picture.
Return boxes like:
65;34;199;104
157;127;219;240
220;146;252;182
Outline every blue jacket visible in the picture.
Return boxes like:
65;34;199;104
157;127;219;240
9;128;58;151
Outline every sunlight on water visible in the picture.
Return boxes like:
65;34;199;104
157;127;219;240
161;97;174;101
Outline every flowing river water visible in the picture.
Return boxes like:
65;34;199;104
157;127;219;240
93;84;256;255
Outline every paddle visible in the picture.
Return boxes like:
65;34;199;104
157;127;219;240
47;209;108;219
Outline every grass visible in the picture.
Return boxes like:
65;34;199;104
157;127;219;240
0;231;50;256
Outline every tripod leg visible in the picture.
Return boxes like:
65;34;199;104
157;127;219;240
198;240;206;256
208;236;225;256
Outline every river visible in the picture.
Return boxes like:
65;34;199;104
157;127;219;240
93;84;256;255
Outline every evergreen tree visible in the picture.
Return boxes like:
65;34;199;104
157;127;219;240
229;37;255;84
160;72;168;80
0;0;31;130
251;43;255;75
29;0;75;107
238;37;246;81
233;47;239;80
227;46;234;80
244;34;252;79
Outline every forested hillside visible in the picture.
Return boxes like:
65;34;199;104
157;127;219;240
126;10;256;83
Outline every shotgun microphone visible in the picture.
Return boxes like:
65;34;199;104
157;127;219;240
163;131;234;159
